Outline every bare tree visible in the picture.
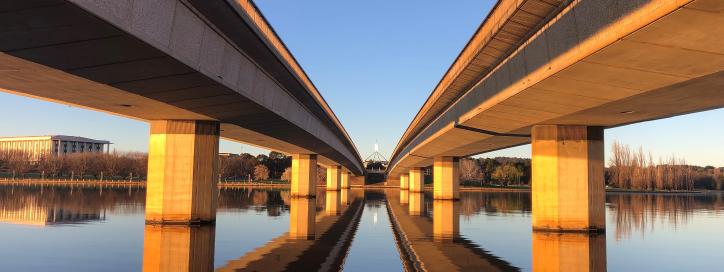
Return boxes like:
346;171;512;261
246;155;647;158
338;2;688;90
6;151;32;179
460;158;482;182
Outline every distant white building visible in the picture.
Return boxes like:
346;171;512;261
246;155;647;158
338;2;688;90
0;135;111;161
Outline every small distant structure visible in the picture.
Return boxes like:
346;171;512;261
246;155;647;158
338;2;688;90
219;152;240;158
0;135;111;161
364;142;389;173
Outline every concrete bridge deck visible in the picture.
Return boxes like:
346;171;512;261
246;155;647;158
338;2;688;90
390;0;724;174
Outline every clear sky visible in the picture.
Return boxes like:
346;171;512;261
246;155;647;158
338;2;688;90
0;1;722;167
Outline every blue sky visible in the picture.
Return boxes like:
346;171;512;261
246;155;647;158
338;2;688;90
0;1;722;166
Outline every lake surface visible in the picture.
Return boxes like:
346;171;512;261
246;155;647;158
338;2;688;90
0;184;722;271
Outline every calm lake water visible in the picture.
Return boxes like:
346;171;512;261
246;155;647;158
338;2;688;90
0;184;723;271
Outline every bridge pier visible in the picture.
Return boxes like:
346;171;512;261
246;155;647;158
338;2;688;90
433;200;459;242
326;165;342;191
341;170;350;189
433;157;459;200
289;197;316;240
409;168;424;193
532;232;606;272
145;120;219;225
400;173;409;190
143;224;215;272
531;125;605;232
291;154;318;197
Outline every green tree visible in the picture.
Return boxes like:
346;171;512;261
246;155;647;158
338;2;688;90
492;163;523;186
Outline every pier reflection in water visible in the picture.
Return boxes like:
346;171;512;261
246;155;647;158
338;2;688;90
217;188;364;271
532;232;606;272
1;184;723;271
143;225;215;272
386;189;519;271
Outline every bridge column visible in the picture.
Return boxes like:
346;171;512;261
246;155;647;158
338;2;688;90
291;154;317;197
145;120;219;224
289;197;316;240
532;125;605;232
341;170;350;189
409;168;423;193
326;165;342;191
433;200;459;242
400;173;409;190
433;157;459;200
532;232;606;272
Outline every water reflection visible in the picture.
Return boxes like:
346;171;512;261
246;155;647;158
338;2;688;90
386;190;519;271
532;232;606;272
217;188;364;271
289;197;316;240
0;184;143;226
459;191;531;216
325;190;342;215
1;184;723;271
433;200;459;242
409;192;424;216
142;225;215;272
217;188;291;216
607;193;724;239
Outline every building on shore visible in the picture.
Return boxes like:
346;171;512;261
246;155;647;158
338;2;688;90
0;135;111;161
219;153;240;158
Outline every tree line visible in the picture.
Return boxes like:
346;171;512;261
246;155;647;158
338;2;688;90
459;157;532;186
0;150;295;182
456;142;723;191
607;141;724;191
0;151;146;181
217;151;291;182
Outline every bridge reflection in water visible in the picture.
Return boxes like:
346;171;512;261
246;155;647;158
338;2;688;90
387;190;608;272
386;190;519;271
217;189;364;271
4;185;718;271
142;225;215;272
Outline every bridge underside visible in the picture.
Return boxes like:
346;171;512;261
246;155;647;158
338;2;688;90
0;0;361;174
390;0;724;176
390;0;724;232
0;0;365;224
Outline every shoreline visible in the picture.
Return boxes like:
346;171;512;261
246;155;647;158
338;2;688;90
0;179;718;194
